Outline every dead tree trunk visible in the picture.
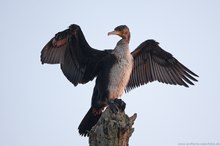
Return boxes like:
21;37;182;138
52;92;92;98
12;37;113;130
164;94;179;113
89;107;137;146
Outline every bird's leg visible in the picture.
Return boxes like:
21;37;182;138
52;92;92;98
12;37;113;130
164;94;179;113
108;99;126;113
114;98;126;112
108;100;119;113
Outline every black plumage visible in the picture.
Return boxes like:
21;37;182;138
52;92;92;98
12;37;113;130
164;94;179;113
126;40;198;92
41;24;198;136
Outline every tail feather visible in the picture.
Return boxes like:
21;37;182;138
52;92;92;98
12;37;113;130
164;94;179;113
78;107;102;136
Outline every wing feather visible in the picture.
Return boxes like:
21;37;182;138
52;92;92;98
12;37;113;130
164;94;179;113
41;24;109;86
126;39;198;92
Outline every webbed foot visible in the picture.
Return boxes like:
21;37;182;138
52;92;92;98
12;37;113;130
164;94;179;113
108;99;126;113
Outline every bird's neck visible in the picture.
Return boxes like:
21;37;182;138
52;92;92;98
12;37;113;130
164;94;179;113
113;39;130;59
123;33;130;44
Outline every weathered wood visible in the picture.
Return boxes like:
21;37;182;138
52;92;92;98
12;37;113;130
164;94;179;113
89;107;137;146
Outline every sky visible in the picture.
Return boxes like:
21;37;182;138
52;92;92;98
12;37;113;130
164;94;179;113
1;0;220;146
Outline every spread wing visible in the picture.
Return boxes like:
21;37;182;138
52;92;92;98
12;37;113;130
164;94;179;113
126;39;198;92
41;24;110;86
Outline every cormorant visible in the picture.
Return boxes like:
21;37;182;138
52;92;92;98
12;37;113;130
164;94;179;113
41;24;198;136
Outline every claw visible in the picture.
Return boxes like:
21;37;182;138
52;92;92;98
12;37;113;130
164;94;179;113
114;99;126;112
108;99;126;113
108;100;119;113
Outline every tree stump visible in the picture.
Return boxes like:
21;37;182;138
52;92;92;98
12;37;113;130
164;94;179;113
89;107;137;146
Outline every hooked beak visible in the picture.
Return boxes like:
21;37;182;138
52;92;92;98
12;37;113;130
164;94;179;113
107;30;121;36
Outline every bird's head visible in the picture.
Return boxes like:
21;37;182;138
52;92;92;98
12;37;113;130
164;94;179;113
108;25;130;42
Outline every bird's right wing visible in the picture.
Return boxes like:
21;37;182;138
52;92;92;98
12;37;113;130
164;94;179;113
41;24;110;86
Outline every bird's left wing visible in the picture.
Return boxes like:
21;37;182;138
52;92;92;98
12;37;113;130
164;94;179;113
126;40;198;92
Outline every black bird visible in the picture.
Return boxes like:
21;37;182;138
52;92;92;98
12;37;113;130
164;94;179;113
41;24;198;136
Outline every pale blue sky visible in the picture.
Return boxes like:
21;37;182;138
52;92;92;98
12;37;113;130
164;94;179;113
1;0;220;146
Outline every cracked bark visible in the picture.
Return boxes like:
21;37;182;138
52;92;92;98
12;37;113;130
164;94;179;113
89;107;137;146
